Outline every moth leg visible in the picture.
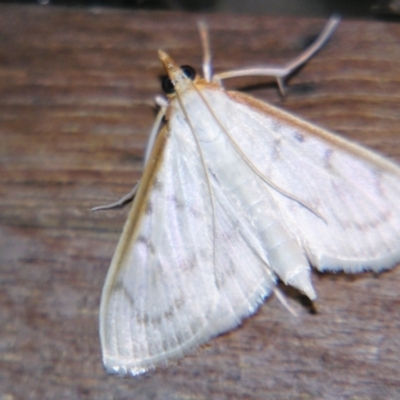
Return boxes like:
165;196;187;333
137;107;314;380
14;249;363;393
91;184;139;212
154;95;168;108
144;101;167;164
273;287;298;317
213;15;340;95
92;104;167;212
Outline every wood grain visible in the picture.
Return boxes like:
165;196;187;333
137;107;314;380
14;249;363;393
0;4;400;399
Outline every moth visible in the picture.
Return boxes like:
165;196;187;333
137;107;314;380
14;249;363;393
97;16;400;376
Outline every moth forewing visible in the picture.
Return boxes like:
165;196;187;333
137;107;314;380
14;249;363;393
100;54;281;376
99;125;170;374
219;89;400;272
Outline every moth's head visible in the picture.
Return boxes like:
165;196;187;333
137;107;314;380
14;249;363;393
158;50;199;96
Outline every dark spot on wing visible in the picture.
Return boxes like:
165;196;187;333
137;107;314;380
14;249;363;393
180;254;197;274
136;312;150;325
169;195;185;210
174;295;185;310
137;235;155;254
272;138;282;160
164;308;174;320
115;281;135;306
208;170;221;187
168;194;203;219
215;259;236;289
293;131;305;143
323;149;334;170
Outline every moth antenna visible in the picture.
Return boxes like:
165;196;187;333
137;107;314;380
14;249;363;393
198;19;212;82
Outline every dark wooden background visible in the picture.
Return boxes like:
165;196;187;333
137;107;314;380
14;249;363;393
1;4;400;399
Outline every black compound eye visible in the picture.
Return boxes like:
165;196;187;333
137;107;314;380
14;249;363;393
161;65;196;94
180;65;196;80
161;76;175;94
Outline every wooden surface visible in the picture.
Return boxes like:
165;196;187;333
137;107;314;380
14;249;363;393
1;4;400;399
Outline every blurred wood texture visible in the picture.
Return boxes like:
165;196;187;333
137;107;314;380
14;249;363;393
1;4;400;400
